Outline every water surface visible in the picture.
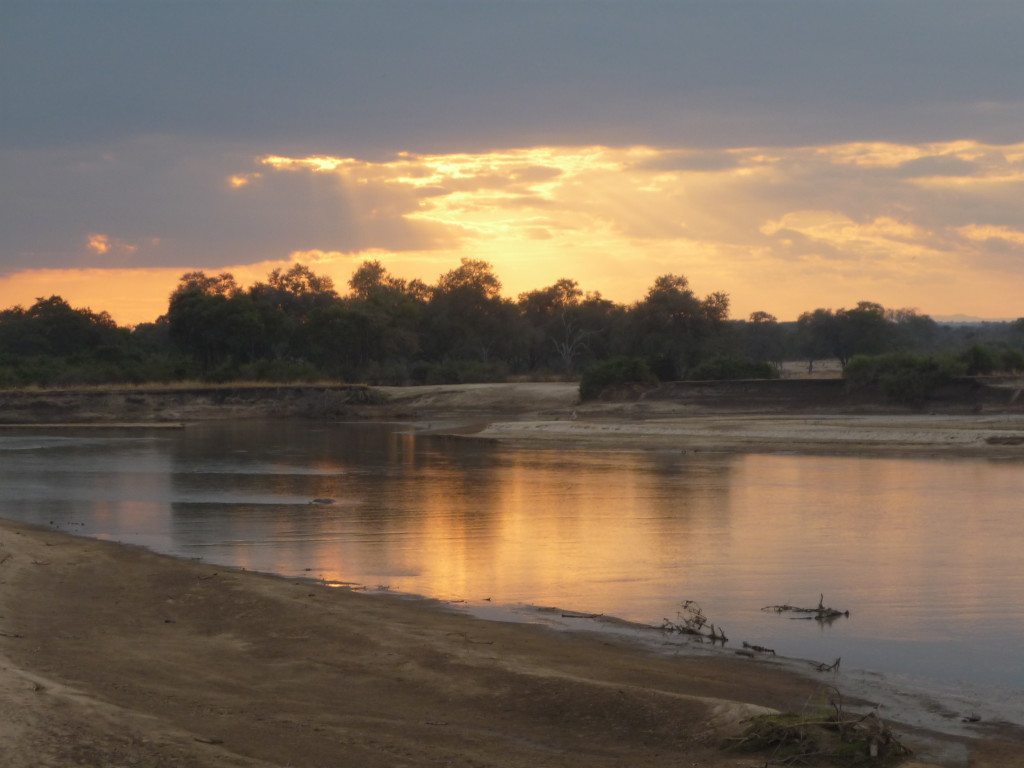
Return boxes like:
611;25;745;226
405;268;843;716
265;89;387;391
2;420;1022;722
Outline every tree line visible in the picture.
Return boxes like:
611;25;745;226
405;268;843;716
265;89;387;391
1;259;1022;389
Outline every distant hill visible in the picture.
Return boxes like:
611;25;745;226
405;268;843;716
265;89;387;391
932;314;1017;324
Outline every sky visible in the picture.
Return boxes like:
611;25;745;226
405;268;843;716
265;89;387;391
3;0;1024;326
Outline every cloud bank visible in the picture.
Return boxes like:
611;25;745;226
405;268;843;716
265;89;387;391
2;1;1023;322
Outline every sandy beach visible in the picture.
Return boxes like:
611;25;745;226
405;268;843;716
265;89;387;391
2;382;1024;766
0;517;996;768
378;382;1024;459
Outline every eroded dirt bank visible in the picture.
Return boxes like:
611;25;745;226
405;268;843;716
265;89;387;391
3;376;1023;430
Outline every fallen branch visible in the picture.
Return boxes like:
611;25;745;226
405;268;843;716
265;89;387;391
762;593;849;622
816;657;841;673
661;600;728;643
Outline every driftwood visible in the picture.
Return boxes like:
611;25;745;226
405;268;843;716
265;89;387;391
816;657;842;673
762;594;849;622
661;600;728;643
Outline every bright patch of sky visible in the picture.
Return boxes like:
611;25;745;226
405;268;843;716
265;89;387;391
2;1;1023;323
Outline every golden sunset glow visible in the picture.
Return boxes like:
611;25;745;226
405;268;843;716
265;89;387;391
229;173;260;189
3;139;1024;325
203;448;1022;634
86;234;112;255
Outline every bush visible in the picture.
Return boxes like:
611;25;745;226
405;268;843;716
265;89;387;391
1000;348;1024;373
409;359;509;385
844;353;965;406
958;344;1024;375
687;355;779;381
958;344;999;376
646;355;678;382
579;357;657;401
359;359;412;386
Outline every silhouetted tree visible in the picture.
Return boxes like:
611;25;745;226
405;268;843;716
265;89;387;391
627;274;729;379
743;311;785;366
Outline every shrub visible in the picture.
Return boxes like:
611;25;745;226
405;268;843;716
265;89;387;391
579;357;657;401
646;355;678;382
241;359;325;383
409;359;508;385
958;344;998;375
1000;348;1024;373
844;353;965;406
958;344;1024;375
687;355;779;381
359;359;412;386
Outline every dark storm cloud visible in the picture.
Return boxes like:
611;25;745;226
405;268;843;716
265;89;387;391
4;1;1024;154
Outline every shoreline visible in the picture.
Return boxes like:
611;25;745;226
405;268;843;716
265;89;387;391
463;412;1024;459
3;384;1024;765
1;519;1021;767
5;380;1024;459
459;601;1024;756
0;518;803;768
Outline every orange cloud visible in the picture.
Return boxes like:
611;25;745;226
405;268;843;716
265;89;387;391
87;233;111;255
4;139;1024;324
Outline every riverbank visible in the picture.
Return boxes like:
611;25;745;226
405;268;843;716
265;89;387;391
378;383;1024;458
467;412;1024;457
2;382;1024;765
3;517;1017;768
4;380;1024;458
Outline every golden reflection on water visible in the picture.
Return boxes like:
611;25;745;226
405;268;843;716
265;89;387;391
284;447;743;616
5;424;1023;688
259;446;1024;641
126;421;1022;647
722;455;1024;636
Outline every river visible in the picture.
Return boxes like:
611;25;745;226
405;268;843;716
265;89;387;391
2;419;1022;727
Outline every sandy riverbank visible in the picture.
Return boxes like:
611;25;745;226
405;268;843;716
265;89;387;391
2;518;1021;767
375;382;1024;458
4;380;1024;459
468;412;1024;458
